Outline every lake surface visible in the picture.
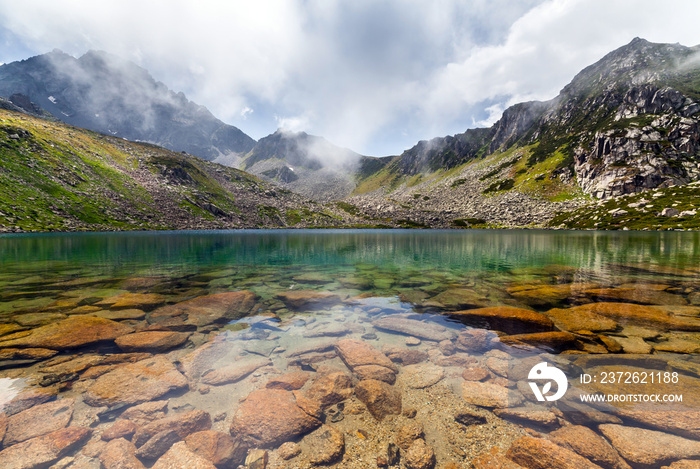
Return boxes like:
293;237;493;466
1;229;700;468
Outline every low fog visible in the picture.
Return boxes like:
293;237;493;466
1;0;700;156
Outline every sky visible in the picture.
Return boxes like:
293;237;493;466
1;0;700;157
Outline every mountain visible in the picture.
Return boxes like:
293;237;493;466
0;108;353;232
343;38;700;229
0;50;256;161
239;129;365;201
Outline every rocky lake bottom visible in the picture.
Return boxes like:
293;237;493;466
1;230;700;469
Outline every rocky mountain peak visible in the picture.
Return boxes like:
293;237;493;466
0;50;255;161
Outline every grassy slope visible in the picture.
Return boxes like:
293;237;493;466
0;110;343;231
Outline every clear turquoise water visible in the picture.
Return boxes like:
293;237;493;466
1;229;699;467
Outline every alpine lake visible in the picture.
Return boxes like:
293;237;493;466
1;229;700;468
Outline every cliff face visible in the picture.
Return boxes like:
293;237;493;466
572;85;700;198
362;38;700;201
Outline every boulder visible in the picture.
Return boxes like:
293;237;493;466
430;288;492;309
278;441;302;460
455;328;495;353
471;447;525;468
612;410;700;440
507;283;600;307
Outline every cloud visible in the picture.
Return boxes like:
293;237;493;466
0;0;699;156
240;107;253;119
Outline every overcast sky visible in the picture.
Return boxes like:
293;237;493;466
1;0;700;156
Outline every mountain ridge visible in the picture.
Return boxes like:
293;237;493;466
0;49;256;161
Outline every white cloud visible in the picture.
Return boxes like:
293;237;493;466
0;0;699;155
240;107;253;119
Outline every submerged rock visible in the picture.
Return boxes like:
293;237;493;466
3;398;74;446
335;339;397;383
599;424;700;468
545;306;619;333
201;358;271;386
132;410;212;447
115;331;191;353
230;388;322;447
95;292;166;310
0;316;135;350
557;302;700;331
99;437;145;469
461;381;524;408
396;422;424;450
448;306;554;335
304;371;354;408
0;426;91;469
150;291;258;326
84;356;188;407
275;290;341;310
101;419;138;442
265;371;313;391
152;441;217;469
371;317;454;342
499;331;579;352
506;436;603;469
548;425;632;469
354;379;402;420
185;430;247;468
404;438;435;469
302;425;345;465
399;364;445;389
